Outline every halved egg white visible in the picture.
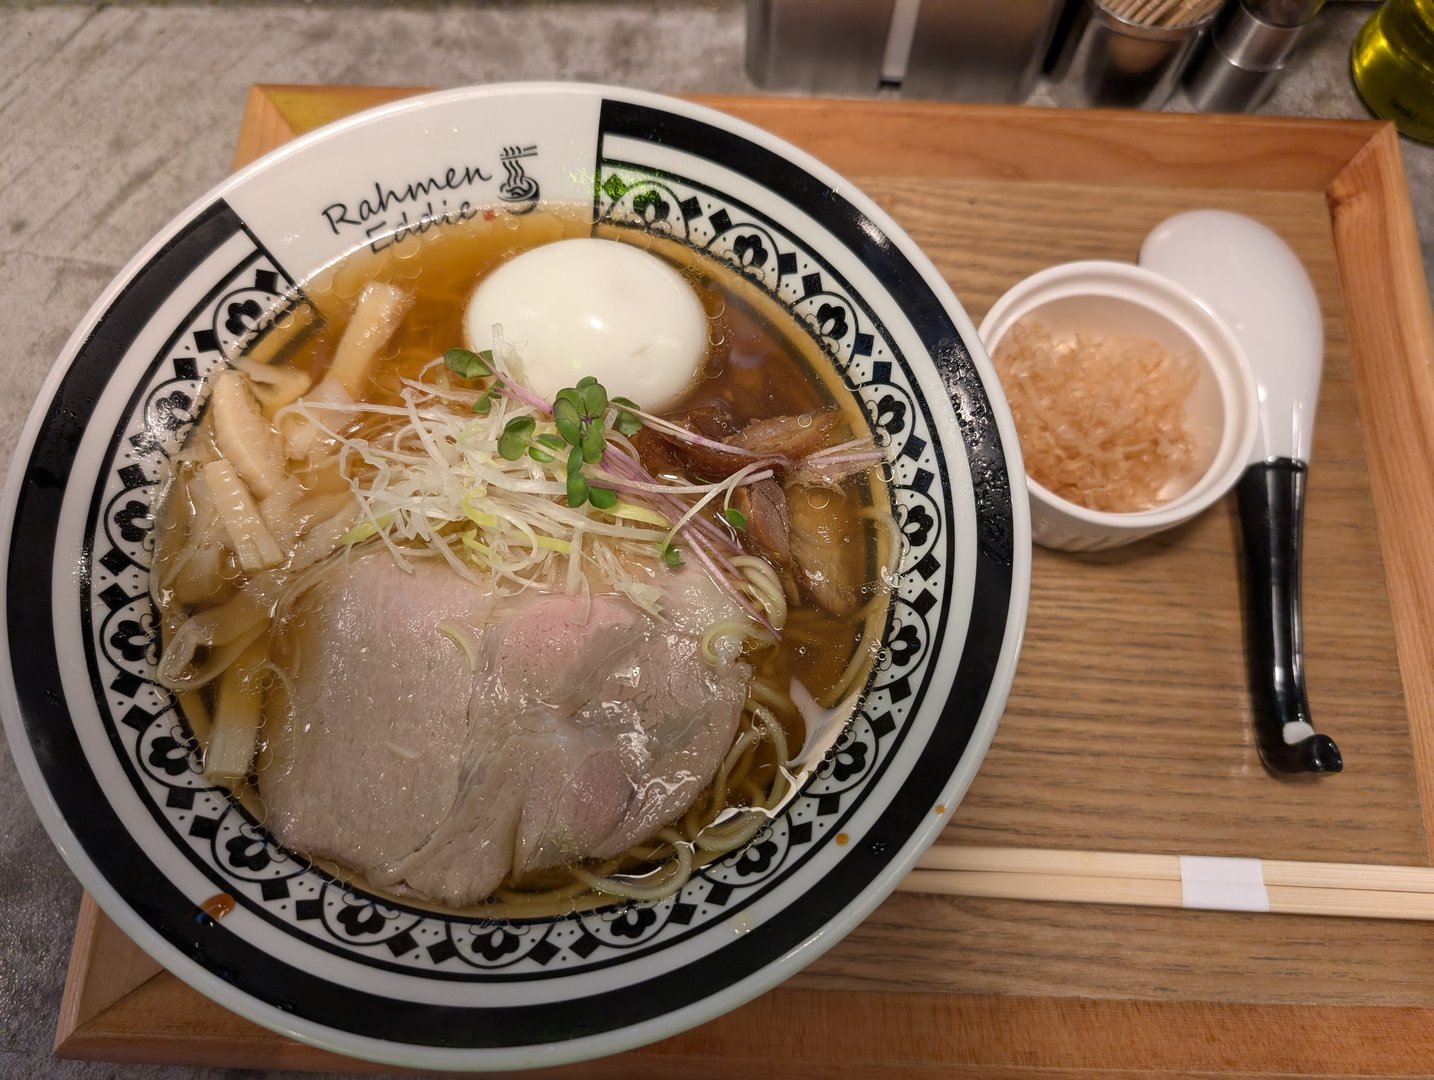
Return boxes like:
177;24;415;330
464;237;708;411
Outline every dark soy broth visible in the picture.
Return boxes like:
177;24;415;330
173;206;893;916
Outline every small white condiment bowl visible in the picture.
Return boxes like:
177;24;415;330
979;260;1259;552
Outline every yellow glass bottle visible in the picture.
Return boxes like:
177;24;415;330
1351;0;1434;143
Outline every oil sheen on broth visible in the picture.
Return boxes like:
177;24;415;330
156;206;893;917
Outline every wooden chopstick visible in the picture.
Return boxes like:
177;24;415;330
898;846;1434;921
916;845;1434;892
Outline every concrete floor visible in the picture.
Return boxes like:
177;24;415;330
0;2;1429;1078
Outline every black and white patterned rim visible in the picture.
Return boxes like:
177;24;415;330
3;90;1017;1059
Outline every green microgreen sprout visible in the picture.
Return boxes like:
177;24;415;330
497;415;536;461
611;397;643;437
444;347;493;380
564;445;589;506
548;376;642;509
443;349;498;413
660;540;683;568
532;433;564;464
588;486;619;510
480;369;643;509
722;507;748;531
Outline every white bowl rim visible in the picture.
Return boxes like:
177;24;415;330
979;258;1258;532
0;81;1032;1070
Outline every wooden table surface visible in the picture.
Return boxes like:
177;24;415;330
53;85;1434;1077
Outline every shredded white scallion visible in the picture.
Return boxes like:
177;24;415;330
436;619;481;672
306;372;777;615
700;620;773;665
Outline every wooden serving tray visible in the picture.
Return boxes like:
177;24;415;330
54;86;1434;1077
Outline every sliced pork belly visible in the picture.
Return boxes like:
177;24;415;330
258;553;752;907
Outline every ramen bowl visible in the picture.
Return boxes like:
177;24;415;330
0;84;1029;1070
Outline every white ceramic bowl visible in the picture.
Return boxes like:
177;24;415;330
0;84;1030;1070
979;260;1258;552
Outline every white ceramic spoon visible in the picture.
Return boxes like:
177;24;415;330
1141;209;1342;775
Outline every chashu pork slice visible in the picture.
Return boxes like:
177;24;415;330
258;553;752;907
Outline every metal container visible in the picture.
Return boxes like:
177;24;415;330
745;0;897;95
901;0;1067;102
746;0;1067;103
1184;0;1326;113
1050;0;1219;109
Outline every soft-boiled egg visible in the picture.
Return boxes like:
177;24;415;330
464;237;707;411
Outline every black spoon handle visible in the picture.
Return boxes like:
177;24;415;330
1234;459;1343;775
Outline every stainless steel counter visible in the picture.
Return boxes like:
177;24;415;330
0;2;1427;1077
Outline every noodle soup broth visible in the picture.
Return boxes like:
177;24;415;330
154;207;895;918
